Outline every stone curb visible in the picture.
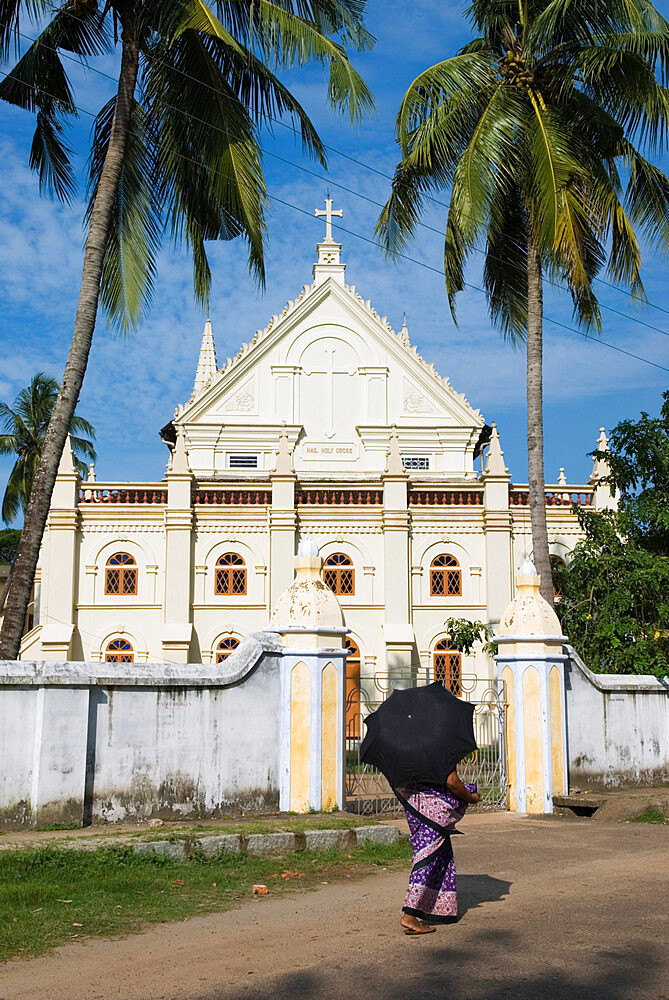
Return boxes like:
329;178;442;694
132;824;402;860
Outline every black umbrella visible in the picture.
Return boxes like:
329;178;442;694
360;682;477;789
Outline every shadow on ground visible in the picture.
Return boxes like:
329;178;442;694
200;941;663;1000
456;874;511;917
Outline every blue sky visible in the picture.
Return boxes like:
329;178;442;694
1;0;667;510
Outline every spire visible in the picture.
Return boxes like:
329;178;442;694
484;423;508;477
193;319;218;396
589;427;609;483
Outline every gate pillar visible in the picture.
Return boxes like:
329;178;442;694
265;537;348;813
495;559;568;814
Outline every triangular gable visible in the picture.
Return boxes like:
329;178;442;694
178;277;483;430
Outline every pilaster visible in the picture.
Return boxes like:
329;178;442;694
269;429;297;611
162;429;194;662
381;432;412;673
482;424;512;624
41;438;80;659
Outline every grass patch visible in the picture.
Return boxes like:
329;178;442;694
629;807;668;825
0;839;411;962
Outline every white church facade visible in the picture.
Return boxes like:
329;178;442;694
21;201;614;705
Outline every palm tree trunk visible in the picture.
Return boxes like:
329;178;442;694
0;18;140;660
526;229;554;606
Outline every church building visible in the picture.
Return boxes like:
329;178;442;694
22;201;614;703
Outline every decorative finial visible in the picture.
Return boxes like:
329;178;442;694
170;426;191;475
87;463;96;483
384;426;405;476
484;423;508;477
590;426;610;483
298;535;319;558
273;422;294;475
315;197;343;242
57;435;77;476
557;468;567;487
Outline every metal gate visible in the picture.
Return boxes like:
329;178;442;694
345;671;507;815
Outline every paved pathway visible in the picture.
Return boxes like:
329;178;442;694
1;813;667;1000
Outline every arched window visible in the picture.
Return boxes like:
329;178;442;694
550;555;566;600
430;554;461;597
215;637;240;662
345;639;361;739
105;638;134;662
433;638;462;696
105;552;137;596
323;553;355;596
215;553;246;596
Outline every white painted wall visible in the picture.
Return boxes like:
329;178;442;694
565;647;669;788
0;633;283;827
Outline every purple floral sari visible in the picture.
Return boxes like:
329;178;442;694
395;782;476;923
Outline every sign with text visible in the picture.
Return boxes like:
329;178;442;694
301;442;359;461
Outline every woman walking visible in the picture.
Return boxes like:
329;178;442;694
396;768;480;934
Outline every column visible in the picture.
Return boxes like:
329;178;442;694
40;438;80;659
162;428;193;662
482;424;512;625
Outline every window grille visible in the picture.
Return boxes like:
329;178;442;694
215;553;247;595
323;552;355;596
227;454;259;469
402;456;430;471
433;639;462;696
105;638;134;662
430;554;462;597
215;637;240;662
104;552;137;596
345;639;361;739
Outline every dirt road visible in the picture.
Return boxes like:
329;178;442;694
1;813;667;1000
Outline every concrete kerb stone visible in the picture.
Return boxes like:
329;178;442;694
303;828;356;853
196;834;243;857
245;832;298;857
354;825;401;846
129;825;403;861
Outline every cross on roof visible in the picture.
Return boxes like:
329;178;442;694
315;197;343;241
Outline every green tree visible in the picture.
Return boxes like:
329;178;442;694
377;0;669;605
0;372;96;523
553;391;669;677
0;0;374;658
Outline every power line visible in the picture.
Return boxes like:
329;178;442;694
7;16;669;337
1;65;668;374
24;1;669;320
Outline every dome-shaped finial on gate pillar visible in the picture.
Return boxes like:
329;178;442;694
495;561;569;815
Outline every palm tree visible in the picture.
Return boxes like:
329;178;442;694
0;372;96;523
377;0;669;604
0;0;374;657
